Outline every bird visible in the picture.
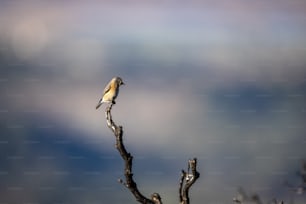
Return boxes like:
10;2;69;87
96;77;125;109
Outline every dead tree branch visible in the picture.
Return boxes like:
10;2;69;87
105;103;161;204
104;103;199;204
179;158;200;204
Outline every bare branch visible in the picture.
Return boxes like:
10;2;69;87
179;158;200;204
104;102;199;204
105;103;160;204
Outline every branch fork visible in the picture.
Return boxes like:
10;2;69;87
104;103;199;204
179;158;200;204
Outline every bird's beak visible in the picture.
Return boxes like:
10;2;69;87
121;82;125;85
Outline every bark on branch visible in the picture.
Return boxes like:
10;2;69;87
104;103;199;204
179;158;200;204
105;103;160;204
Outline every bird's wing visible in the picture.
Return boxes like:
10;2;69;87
103;81;112;95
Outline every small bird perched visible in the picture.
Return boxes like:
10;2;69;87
96;77;125;109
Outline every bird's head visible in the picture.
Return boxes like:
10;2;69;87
115;77;125;86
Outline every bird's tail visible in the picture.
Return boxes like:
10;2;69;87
95;99;103;109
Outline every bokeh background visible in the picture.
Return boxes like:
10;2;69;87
0;0;306;203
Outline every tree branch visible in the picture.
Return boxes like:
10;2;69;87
179;158;200;204
104;103;199;204
105;103;161;204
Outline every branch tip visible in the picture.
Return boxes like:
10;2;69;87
151;193;162;204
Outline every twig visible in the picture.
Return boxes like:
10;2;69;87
105;103;161;204
179;158;200;204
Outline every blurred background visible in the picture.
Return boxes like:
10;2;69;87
0;0;306;203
